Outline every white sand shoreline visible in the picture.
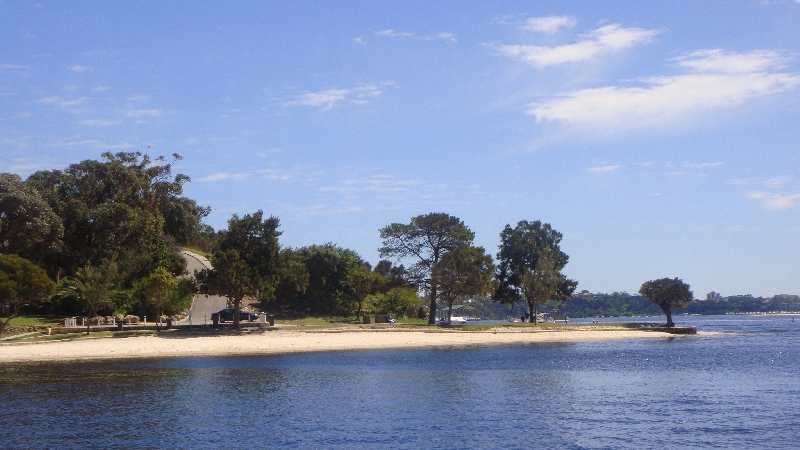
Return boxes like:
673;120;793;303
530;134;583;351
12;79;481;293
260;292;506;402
0;327;704;363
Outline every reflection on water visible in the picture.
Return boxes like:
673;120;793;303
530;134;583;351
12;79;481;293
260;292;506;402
1;315;799;449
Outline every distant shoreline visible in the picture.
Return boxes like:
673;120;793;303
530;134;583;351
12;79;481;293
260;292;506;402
0;326;698;363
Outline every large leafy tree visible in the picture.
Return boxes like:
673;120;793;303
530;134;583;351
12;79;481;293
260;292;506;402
56;259;120;319
494;220;577;322
197;211;283;327
218;210;282;302
294;244;364;315
519;253;560;324
431;246;494;323
0;255;56;334
0;173;63;261
639;277;694;327
26;152;203;282
142;267;179;320
347;265;388;319
196;249;255;328
379;213;474;324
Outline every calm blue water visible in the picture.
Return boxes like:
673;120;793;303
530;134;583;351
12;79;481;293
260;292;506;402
1;315;798;449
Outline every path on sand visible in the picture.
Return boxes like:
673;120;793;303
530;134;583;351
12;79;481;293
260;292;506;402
179;251;226;324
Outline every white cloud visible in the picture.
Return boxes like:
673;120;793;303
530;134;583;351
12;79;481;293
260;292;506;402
0;63;32;71
198;172;251;182
286;84;381;110
525;15;576;34
375;29;416;38
585;164;619;173
353;36;365;45
764;175;791;187
37;96;86;108
68;64;91;73
675;49;789;74
63;140;132;149
747;191;800;209
684;162;724;168
125;108;162;118
499;24;658;68
528;50;800;129
79;119;121;126
375;29;456;43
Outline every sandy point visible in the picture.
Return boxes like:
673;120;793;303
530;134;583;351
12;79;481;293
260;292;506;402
0;327;703;363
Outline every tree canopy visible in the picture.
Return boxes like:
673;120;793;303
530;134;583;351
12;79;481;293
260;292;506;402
431;245;494;322
0;254;56;333
379;213;474;324
494;220;577;322
639;277;694;327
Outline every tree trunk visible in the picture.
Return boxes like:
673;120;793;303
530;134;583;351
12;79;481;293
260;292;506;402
447;302;453;323
664;307;674;328
428;286;437;325
233;297;241;329
528;301;535;324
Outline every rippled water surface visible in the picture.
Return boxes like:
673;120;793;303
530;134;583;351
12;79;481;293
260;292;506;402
2;315;799;449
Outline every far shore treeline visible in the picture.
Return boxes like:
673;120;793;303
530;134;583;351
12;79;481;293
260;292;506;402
1;153;797;332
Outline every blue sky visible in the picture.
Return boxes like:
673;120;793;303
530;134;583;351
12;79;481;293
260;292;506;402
2;1;799;297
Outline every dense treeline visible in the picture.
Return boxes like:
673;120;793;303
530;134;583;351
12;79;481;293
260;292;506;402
542;291;800;318
0;152;427;328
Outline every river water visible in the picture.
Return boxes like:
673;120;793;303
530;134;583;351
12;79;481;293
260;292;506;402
1;315;798;449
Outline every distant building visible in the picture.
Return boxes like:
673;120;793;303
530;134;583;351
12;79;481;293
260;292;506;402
706;291;722;300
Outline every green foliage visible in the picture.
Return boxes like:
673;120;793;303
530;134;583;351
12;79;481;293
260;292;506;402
366;287;424;317
639;277;694;327
0;254;56;333
347;264;388;318
292;244;364;315
0;173;63;260
218;210;282;302
432;246;494;321
25;152;207;283
55;259;120;318
379;212;474;323
197;249;255;327
494;220;577;321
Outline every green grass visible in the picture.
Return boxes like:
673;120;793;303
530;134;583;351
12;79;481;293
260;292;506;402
3;316;62;327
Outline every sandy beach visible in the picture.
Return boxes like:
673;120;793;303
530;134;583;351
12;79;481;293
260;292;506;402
0;326;688;363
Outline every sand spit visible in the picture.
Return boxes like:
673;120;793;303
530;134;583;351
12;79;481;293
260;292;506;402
0;326;705;363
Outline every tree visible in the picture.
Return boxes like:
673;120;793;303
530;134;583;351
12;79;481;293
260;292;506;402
347;265;387;319
142;267;179;321
0;255;56;334
431;246;494;323
294;244;364;315
379;213;474;324
0;173;63;260
494;220;577;323
218;210;282;303
196;249;255;328
639;277;694;327
26;152;203;282
56;259;120;319
519;254;559;324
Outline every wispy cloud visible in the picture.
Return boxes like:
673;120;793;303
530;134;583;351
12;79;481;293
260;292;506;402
125;108;162;118
585;164;620;173
320;174;420;193
198;172;252;182
499;24;658;68
528;49;800;130
0;63;32;71
79;119;121;126
375;29;456;43
68;64;91;73
747;191;800;209
63;139;133;150
764;175;791;187
286;84;382;110
684;162;724;168
524;15;576;34
37;96;87;108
